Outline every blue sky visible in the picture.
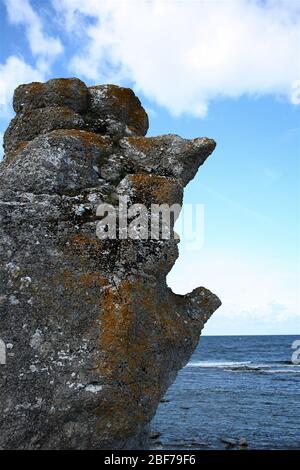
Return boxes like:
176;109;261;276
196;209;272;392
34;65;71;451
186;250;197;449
0;0;299;334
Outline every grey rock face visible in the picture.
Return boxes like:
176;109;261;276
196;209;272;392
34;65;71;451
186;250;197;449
3;107;85;153
86;85;149;137
0;78;221;449
13;78;89;114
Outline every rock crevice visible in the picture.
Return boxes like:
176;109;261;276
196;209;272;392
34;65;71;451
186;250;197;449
0;78;221;449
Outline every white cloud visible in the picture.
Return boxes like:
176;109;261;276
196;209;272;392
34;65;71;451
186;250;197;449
168;247;300;334
53;0;300;116
0;1;63;123
5;0;63;69
0;56;44;117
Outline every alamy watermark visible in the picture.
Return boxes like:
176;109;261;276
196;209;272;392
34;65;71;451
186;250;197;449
0;339;6;365
95;196;204;250
291;340;300;365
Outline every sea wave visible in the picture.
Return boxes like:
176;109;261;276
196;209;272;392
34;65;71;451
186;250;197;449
185;360;299;373
185;361;252;368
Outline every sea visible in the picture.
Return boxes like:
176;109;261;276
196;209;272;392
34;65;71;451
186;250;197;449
151;335;300;450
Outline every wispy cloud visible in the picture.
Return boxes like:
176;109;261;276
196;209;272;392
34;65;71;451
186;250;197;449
0;56;44;117
4;0;63;68
0;0;63;120
1;0;299;122
53;0;300;117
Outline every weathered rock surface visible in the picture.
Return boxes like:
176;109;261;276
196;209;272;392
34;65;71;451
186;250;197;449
0;77;221;449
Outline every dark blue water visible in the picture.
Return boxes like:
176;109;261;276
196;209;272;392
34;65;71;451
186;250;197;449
151;335;300;450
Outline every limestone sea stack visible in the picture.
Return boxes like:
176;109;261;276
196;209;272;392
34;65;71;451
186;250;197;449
0;78;221;449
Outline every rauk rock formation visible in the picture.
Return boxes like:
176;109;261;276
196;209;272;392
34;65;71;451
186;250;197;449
0;78;221;449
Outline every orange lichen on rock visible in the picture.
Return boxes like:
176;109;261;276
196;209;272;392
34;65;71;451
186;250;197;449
88;84;149;136
105;85;148;134
53;128;111;151
92;277;206;441
127;174;182;205
3;141;29;163
125;136;160;152
58;269;109;290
